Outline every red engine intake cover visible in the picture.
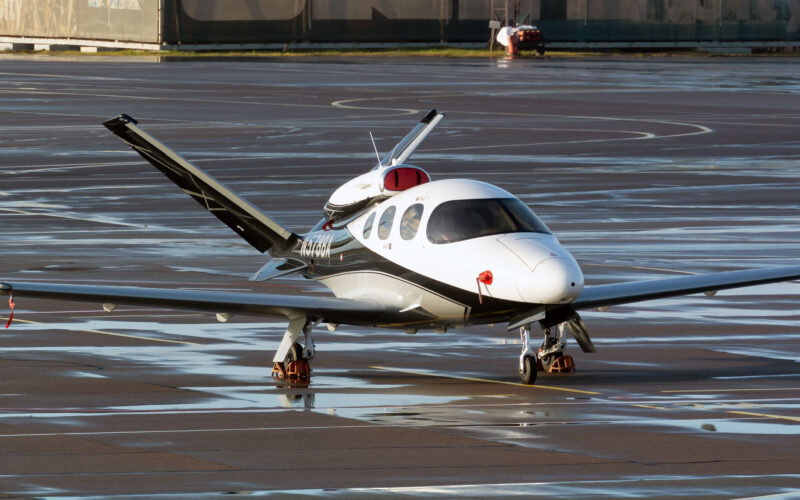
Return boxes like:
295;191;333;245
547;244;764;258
383;167;430;192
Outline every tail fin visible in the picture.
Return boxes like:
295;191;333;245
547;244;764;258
103;115;297;253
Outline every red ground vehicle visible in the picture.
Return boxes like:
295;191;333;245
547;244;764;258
515;25;545;55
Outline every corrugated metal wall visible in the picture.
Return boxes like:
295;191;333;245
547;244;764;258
539;0;800;43
0;0;159;42
1;0;798;46
161;0;800;45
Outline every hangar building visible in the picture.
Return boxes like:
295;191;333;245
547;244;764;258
1;0;798;51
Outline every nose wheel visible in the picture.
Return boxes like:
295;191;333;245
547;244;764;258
520;353;537;385
518;325;538;384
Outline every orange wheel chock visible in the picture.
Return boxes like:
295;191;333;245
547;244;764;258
272;360;311;381
271;362;287;379
286;360;311;380
548;355;575;373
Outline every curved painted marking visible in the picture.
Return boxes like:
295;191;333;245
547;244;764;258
329;98;713;144
331;98;419;117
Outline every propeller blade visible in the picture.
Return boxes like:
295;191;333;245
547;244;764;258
566;313;597;353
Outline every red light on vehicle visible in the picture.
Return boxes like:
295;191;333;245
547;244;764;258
383;167;430;192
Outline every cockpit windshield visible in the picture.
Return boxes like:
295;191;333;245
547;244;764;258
426;198;552;244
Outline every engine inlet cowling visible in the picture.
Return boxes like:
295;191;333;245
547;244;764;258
324;165;430;220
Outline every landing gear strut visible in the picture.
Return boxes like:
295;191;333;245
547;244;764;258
271;317;315;381
538;324;575;374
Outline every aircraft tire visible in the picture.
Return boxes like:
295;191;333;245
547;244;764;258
520;354;537;385
288;342;304;361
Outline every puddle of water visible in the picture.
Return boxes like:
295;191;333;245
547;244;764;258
168;266;252;278
714;373;800;380
592;332;800;345
68;370;106;379
585;360;660;367
179;474;800;498
646;417;800;435
0;344;266;384
717;348;800;364
0;391;468;421
4;319;285;342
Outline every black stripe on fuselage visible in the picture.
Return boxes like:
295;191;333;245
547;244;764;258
272;224;541;327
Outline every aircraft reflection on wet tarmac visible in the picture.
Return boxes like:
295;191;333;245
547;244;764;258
2;316;799;428
242;476;800;498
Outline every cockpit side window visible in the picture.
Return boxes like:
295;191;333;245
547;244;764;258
377;206;396;240
400;203;424;240
427;198;551;244
363;211;376;238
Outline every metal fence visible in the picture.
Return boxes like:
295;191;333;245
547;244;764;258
1;0;798;48
536;0;800;44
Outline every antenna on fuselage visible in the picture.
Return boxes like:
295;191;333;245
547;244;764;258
369;131;383;167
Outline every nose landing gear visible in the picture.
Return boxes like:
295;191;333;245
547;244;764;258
538;324;575;374
518;322;576;384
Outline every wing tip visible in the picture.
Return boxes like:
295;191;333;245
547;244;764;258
421;109;438;123
102;114;138;132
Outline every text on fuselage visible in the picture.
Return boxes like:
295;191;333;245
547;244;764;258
300;233;334;259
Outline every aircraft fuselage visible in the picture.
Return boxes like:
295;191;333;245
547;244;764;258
274;178;585;329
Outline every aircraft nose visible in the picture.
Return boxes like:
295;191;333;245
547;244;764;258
518;257;584;304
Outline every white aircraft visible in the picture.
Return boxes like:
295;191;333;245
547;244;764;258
2;110;799;385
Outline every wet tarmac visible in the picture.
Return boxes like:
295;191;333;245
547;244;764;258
0;54;799;497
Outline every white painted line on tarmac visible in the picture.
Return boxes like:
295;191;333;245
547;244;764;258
371;365;601;395
0;424;382;439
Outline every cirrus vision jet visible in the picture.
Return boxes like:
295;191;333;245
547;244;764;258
3;110;799;385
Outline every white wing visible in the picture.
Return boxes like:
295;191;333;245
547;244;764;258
1;281;392;326
572;265;800;310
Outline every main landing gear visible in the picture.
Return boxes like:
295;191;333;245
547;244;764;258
271;317;315;381
518;323;575;384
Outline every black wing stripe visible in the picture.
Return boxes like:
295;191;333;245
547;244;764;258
103;115;297;253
